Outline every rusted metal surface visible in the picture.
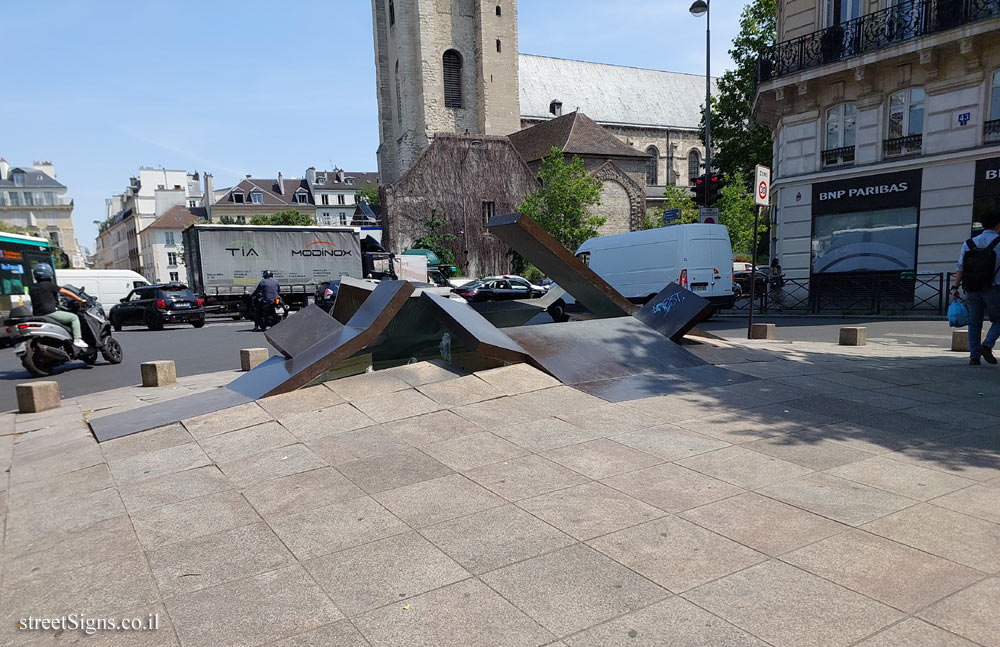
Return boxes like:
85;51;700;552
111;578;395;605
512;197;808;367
635;283;713;342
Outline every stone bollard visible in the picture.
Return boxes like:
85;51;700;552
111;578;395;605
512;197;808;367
749;323;776;340
16;381;60;413
950;329;989;353
839;326;867;346
241;348;269;371
141;360;176;387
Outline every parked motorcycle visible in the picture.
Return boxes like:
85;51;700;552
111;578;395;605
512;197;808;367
254;296;288;332
10;285;124;377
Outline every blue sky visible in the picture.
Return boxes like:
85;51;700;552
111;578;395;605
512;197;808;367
0;1;741;250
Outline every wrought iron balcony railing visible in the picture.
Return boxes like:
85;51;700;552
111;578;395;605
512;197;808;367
986;118;1000;142
757;0;1000;84
822;146;856;167
883;134;923;156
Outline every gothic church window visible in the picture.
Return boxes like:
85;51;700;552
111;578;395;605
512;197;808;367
688;149;701;179
443;50;463;108
645;146;659;186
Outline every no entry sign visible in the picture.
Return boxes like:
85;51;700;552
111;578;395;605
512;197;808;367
755;164;771;206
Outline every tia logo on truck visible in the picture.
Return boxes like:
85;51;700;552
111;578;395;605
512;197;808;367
225;239;259;257
291;241;353;258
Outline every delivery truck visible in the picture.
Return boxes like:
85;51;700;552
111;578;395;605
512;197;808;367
182;224;394;315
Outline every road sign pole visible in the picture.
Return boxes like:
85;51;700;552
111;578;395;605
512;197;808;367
747;204;762;339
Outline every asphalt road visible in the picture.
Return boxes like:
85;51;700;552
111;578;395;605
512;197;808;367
0;317;270;412
700;314;952;349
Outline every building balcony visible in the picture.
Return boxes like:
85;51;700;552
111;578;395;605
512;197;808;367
822;146;856;167
986;119;1000;143
757;0;1000;84
883;134;923;157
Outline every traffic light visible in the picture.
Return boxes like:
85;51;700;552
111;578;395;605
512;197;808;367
706;174;724;206
692;174;707;206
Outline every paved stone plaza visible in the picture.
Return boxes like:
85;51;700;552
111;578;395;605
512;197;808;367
1;336;998;646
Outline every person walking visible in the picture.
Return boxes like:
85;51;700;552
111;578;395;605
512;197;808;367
952;212;1000;365
28;263;89;349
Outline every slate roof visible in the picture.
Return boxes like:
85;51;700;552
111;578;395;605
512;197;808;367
508;111;647;164
519;54;718;130
313;170;379;189
214;178;313;206
147;205;206;229
0;166;65;189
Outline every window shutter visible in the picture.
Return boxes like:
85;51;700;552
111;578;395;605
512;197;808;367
443;51;462;108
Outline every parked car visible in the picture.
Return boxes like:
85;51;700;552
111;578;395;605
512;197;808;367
733;264;768;298
109;283;206;331
314;280;340;312
451;276;546;302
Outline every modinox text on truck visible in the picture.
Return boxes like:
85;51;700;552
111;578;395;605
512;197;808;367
182;224;394;315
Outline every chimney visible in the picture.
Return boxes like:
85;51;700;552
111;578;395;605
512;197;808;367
306;167;317;186
203;173;215;215
277;172;284;194
0;158;8;180
336;168;345;183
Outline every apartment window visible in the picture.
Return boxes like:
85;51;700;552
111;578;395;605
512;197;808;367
8;191;20;206
345;178;355;185
496;39;501;53
688;149;701;179
49;231;60;246
232;191;245;203
645;146;659;186
12;172;24;187
169;272;179;282
167;252;178;266
316;176;326;185
43;191;54;205
250;191;263;204
189;200;197;208
322;194;329;205
295;192;309;204
23;192;34;206
338;194;345;205
389;0;395;25
987;69;1000;142
482;200;496;226
443;50;463;108
823;103;857;166
885;87;924;156
825;0;860;27
165;232;175;246
339;214;348;226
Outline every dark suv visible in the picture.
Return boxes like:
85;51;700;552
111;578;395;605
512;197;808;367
110;284;206;331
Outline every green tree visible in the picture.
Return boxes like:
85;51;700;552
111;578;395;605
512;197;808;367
716;174;768;258
517;148;603;251
642;185;700;229
412;211;458;267
248;209;315;226
356;183;380;207
699;0;776;187
0;221;26;235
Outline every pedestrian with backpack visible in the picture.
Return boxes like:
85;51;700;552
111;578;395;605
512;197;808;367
951;211;1000;365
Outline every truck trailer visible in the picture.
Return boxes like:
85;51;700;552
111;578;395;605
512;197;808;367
182;224;391;315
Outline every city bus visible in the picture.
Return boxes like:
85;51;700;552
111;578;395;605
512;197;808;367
0;232;53;312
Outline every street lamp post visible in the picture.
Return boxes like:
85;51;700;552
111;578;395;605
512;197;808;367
689;0;711;186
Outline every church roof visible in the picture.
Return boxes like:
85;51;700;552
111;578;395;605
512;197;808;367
518;54;718;131
508;111;647;164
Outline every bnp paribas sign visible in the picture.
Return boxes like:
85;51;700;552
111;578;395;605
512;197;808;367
812;170;922;215
975;156;1000;198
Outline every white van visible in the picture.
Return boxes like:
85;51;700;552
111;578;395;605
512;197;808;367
573;224;735;308
55;269;150;307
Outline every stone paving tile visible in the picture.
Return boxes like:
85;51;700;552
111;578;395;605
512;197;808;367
455;396;546;431
480;544;668;638
493;417;603;451
589;514;767;593
931;481;1000;523
918;577;1000;647
556;403;659;436
863;503;1000;573
831;388;928;411
268;495;408;560
352;389;443;424
241;467;364;519
307;425;409;465
147;521;295;598
814;372;897;390
541;439;661;479
827;455;977;501
612;425;729;462
270;621;371;647
130;489;260;549
463;455;590;501
382;409;483;447
257;385;346;420
99;423;192;463
9;438;105;486
758;472;915;526
857;410;967;442
416;375;504;407
422;431;528;471
939;429;1000;453
680;492;846;556
518;482;663;541
854;618;980;647
281;403;376;443
875;384;960;404
422;504;575;574
181;402;273;439
305;531;469;616
354;578;554;647
217;443;327;488
743;435;874;471
602;463;744;513
199;421;296;463
798;421;921;454
475;363;561;395
165;564;342;647
905;402;1000;430
783;529;984;612
374;473;505;528
629;394;725;424
677;446;813;490
12;423;93;462
326;371;411;401
887;445;1000;482
108;442;212;486
6;462;113;510
4;486;125;548
563;596;769;647
772;374;859;394
118;465;232;514
384;360;465;387
336;447;453;494
508;386;607;418
683;560;903;647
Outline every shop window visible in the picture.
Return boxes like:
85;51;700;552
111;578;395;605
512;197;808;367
823;103;856;166
687;149;701;180
645;146;659;186
987;69;1000;143
885;87;924;156
812;207;918;274
443;50;463;108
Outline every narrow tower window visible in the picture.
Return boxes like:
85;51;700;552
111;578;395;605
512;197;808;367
496;39;501;53
389;0;395;26
395;60;402;127
443;49;463;108
496;5;501;16
645;146;659;186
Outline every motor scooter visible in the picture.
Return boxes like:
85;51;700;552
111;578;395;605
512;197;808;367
9;285;124;377
254;296;288;332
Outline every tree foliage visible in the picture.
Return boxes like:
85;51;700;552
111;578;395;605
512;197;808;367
412;211;458;267
517;148;604;251
699;0;776;187
356;183;380;207
716;175;767;256
248;209;315;226
643;185;700;229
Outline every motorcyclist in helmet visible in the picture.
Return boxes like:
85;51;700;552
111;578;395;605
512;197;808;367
28;263;89;349
250;270;280;331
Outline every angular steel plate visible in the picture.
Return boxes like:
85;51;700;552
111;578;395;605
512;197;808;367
420;292;530;364
265;304;345;358
635;282;714;342
572;365;758;402
90;387;254;442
